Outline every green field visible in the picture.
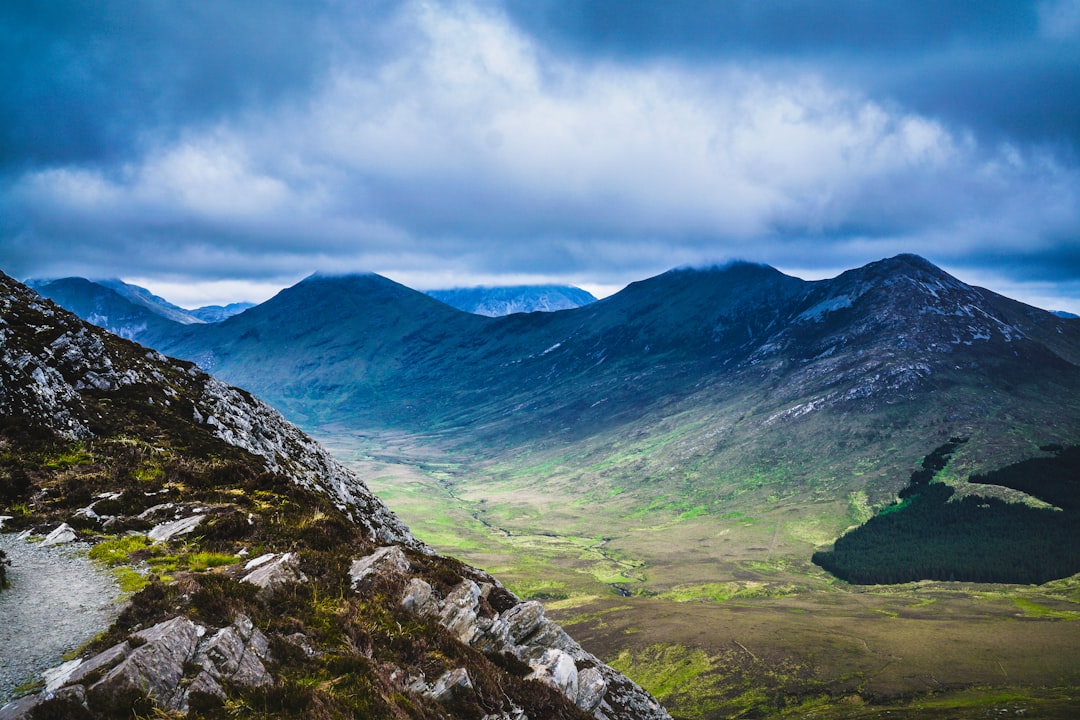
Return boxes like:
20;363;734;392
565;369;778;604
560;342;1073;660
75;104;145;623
320;430;1080;719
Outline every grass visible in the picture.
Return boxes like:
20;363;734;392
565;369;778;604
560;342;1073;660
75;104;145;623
324;430;1080;720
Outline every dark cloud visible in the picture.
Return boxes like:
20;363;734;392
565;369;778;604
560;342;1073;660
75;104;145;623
0;0;406;171
501;0;1080;151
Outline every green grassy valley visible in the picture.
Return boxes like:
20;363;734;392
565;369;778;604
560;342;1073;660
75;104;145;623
320;430;1080;719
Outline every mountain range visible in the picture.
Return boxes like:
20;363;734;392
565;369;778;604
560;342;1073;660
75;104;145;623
24;256;1080;541
116;255;1075;506
0;270;669;719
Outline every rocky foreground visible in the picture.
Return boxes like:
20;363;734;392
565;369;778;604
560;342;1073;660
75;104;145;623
0;271;670;720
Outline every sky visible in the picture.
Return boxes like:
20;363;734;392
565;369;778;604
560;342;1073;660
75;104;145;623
1;0;1079;311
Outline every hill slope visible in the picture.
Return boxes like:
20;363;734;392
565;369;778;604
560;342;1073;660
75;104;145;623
0;272;669;720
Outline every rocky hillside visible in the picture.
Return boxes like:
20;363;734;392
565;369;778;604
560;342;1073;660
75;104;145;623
0;272;669;720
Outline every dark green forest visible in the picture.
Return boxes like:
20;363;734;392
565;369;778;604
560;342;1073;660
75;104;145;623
813;443;1080;585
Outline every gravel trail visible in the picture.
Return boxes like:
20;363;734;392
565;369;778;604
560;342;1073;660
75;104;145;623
0;534;122;704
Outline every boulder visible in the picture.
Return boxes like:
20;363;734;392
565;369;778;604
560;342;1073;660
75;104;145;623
527;648;579;698
194;614;272;689
349;545;411;587
400;577;434;613
576;667;608;712
438;580;482;644
427;668;473;705
89;616;205;710
147;514;205;543
42;523;77;546
241;552;306;595
502;600;545;644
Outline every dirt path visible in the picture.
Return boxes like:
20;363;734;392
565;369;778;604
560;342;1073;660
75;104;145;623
0;535;122;704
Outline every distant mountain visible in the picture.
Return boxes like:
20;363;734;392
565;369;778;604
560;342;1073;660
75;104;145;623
427;285;596;316
96;278;204;325
1053;310;1079;319
0;272;669;719
26;277;195;342
146;255;1080;511
27;278;253;338
189;302;255;322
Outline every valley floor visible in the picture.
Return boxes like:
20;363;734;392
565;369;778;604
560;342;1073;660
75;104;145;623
320;430;1080;719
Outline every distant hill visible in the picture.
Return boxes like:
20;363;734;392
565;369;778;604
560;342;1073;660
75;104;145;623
189;302;255;322
26;277;197;342
27;278;251;340
1053;310;1079;319
427;285;596;316
96;278;204;325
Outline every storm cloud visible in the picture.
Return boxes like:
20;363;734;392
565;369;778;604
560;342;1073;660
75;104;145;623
1;0;1078;310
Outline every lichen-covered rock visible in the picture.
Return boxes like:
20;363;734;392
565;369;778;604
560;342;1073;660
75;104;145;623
147;514;205;542
350;545;410;587
428;668;473;704
527;648;578;698
393;573;673;720
241;552;306;595
16;615;275;718
575;667;607;712
438;580;483;644
400;577;435;614
89;616;205;710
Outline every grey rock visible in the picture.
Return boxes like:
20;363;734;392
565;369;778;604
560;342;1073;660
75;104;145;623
400;577;434;614
527;648;578;698
438;580;482;644
184;670;226;705
55;641;130;689
41;523;77;546
576;667;607;712
427;668;472;705
502;600;545;644
89;616;204;709
241;552;305;595
194;615;272;690
147;514;204;543
0;694;40;720
350;545;411;587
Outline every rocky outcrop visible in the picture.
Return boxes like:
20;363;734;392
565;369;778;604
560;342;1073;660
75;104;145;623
351;546;671;720
1;614;272;719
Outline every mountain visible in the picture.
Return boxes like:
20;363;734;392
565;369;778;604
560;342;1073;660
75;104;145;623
0;272;669;719
189;302;254;323
427;285;597;316
27;278;254;339
1053;310;1079;319
26;277;196;342
95;279;204;325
